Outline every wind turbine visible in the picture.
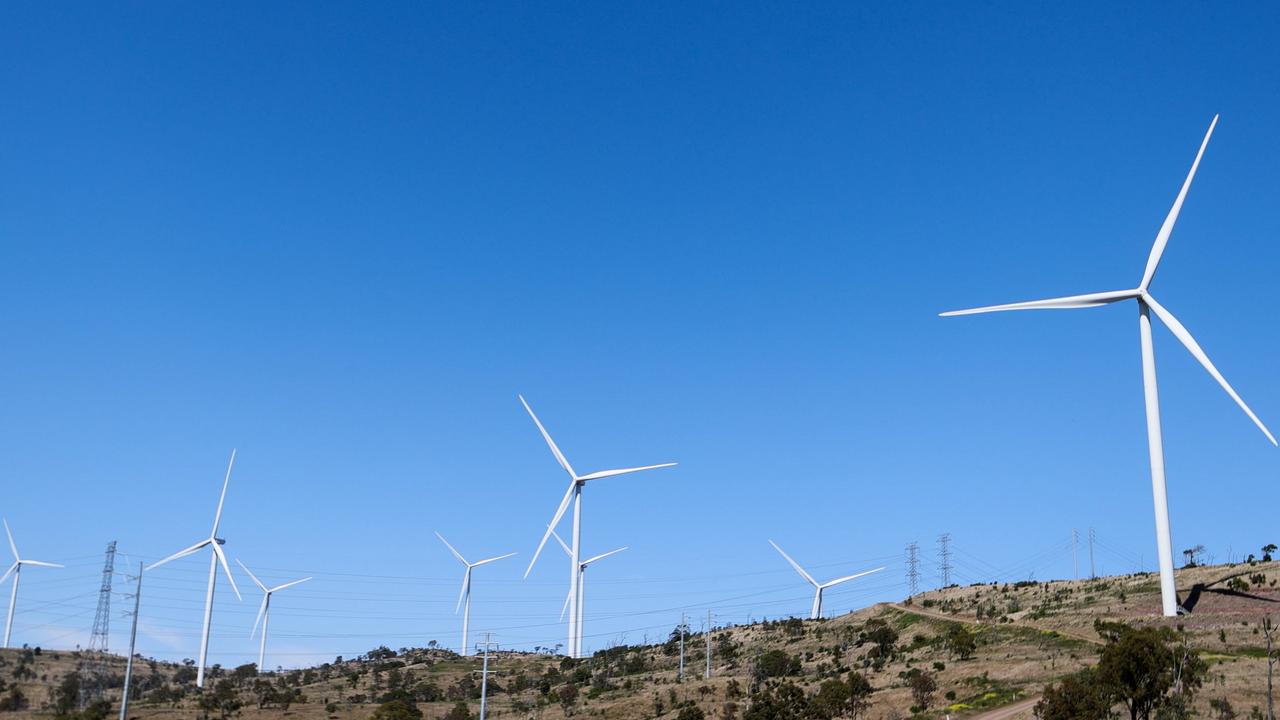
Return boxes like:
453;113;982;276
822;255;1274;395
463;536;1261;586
435;532;515;656
551;529;626;644
147;450;242;687
236;560;311;671
940;115;1275;617
769;540;884;620
519;394;676;658
1;519;63;648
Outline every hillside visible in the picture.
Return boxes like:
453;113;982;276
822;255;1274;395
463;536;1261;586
1;561;1276;720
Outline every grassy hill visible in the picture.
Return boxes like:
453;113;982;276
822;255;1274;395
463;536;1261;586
1;561;1276;720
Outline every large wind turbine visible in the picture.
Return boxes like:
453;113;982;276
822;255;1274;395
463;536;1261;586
769;540;884;619
519;394;676;658
551;529;626;644
1;519;63;648
236;560;311;671
147;450;242;687
435;532;515;656
941;115;1275;617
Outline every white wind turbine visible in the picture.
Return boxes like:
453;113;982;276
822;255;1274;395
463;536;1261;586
1;519;64;648
435;532;515;656
769;540;884;620
519;394;676;659
147;450;242;687
236;560;311;671
940;115;1275;617
551;528;626;642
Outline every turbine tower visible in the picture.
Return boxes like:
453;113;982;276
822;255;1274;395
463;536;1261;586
551;528;626;651
519;394;677;658
769;540;884;620
147;450;242;687
236;560;311;671
435;532;515;657
1;519;64;648
940;115;1275;617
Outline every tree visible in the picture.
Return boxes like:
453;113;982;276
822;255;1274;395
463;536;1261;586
1035;668;1115;720
559;684;580;716
846;671;873;720
944;624;977;660
1263;545;1277;563
370;698;424;720
1095;625;1205;720
906;669;936;710
755;650;801;679
1263;617;1276;720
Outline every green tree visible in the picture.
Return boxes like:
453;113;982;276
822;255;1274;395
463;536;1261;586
906;669;937;710
442;701;474;720
1263;544;1277;562
677;705;706;720
1035;668;1115;720
944;624;977;660
1095;625;1206;720
370;698;424;720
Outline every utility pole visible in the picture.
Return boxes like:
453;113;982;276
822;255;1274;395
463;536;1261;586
906;542;920;597
1072;529;1079;580
80;541;116;708
704;610;712;679
119;563;142;720
678;612;686;681
1088;528;1097;579
475;632;498;720
938;533;952;588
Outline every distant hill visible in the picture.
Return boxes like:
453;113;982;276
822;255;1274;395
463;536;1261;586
1;560;1276;720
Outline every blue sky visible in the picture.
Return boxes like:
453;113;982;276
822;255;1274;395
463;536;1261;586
2;1;1279;667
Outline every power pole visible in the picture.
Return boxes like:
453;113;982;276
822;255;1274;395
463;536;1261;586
1072;529;1080;580
1088;528;1097;579
119;563;142;720
475;632;498;720
905;542;920;597
938;533;952;588
704;610;712;679
80;541;116;708
678;612;686;681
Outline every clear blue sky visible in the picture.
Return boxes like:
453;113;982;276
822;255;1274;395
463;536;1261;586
2;2;1279;667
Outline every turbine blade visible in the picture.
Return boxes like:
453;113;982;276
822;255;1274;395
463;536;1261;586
269;577;312;593
940;289;1139;317
456;568;470;614
519;395;577;479
577;463;678;482
212;543;242;600
821;566;886;589
1140;115;1219;290
19;560;62;569
560;585;572;622
0;562;17;584
435;532;468;566
3;519;17;560
211;449;237;538
1144;295;1277;445
146;539;210;570
769;540;818;587
236;559;268;592
582;547;627;566
551;528;572;557
524;480;577;578
471;552;517;567
251;595;268;638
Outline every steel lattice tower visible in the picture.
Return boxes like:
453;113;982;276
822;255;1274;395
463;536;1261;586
79;541;116;708
937;533;952;588
905;542;920;597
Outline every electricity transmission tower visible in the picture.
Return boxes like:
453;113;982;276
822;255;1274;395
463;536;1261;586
905;542;920;596
1088;528;1097;579
704;610;712;679
475;633;498;720
119;563;143;720
937;533;952;588
79;541;116;708
678;612;686;681
1072;529;1080;579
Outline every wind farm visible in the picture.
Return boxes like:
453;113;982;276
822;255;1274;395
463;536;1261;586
4;4;1280;719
